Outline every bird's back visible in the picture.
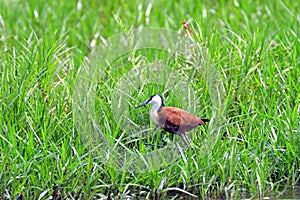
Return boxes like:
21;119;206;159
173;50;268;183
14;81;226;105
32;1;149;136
157;107;206;134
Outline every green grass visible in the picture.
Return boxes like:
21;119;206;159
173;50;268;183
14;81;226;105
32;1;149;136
1;0;299;199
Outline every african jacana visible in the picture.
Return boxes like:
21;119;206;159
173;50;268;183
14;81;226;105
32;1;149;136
136;94;209;146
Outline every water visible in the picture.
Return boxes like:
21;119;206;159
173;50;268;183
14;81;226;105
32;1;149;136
239;186;300;200
275;186;300;200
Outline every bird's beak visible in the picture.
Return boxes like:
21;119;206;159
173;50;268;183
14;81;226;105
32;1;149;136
136;101;148;108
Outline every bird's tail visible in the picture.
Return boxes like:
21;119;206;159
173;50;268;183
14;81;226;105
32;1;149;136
202;119;210;123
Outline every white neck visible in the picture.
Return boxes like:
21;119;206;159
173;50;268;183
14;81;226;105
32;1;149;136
150;103;161;115
149;103;161;125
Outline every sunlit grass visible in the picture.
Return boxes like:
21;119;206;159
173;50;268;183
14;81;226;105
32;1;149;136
0;0;299;199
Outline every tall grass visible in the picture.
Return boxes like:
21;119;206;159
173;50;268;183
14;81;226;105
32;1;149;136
0;0;299;199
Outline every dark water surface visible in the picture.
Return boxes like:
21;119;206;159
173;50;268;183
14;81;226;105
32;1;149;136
275;186;300;200
239;186;300;200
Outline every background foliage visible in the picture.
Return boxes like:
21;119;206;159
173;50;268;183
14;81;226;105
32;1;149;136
0;0;299;199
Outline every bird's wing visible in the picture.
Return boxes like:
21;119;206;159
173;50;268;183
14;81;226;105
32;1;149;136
159;107;201;133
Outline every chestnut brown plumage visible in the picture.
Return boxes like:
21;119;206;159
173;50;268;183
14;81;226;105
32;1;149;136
137;94;209;146
156;107;209;134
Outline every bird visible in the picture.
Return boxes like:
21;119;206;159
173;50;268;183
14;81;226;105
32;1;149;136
136;94;209;147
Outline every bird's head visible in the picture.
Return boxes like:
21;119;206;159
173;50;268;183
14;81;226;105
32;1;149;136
136;94;164;108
